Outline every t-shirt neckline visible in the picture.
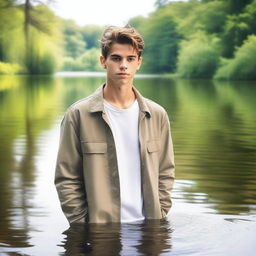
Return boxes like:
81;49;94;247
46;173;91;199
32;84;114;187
103;99;138;113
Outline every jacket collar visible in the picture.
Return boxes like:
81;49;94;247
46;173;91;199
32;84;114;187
89;84;151;117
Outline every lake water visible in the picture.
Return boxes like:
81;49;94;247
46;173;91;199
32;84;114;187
0;72;256;255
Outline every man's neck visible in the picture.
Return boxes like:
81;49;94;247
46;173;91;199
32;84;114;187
103;82;136;109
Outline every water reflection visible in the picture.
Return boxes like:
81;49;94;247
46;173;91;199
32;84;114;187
60;219;172;256
173;79;256;215
0;74;256;254
0;76;58;245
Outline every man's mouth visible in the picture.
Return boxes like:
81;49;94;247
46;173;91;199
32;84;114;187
117;73;129;76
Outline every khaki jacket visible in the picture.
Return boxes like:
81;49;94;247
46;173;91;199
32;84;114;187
55;84;175;224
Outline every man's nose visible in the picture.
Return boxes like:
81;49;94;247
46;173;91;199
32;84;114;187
120;59;128;70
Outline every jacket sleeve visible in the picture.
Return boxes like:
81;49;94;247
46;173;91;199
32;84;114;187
54;108;88;224
159;111;175;217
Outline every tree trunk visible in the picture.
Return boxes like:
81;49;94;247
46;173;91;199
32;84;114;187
24;0;31;72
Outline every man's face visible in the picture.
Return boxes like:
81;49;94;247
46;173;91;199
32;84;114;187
100;43;142;86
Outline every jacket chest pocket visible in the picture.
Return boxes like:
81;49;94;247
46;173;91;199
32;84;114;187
81;142;107;174
147;140;159;153
146;139;160;172
147;139;160;154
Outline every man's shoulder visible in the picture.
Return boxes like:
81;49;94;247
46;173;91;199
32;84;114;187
143;96;167;116
133;86;167;117
68;94;94;111
66;86;101;113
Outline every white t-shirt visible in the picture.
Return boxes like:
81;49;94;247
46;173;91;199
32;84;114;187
103;99;144;222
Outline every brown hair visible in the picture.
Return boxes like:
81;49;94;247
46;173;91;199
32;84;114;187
100;24;144;58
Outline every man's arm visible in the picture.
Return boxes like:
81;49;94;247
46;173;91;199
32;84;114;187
55;109;88;224
159;111;175;217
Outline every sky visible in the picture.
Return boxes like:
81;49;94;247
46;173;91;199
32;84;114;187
52;0;157;27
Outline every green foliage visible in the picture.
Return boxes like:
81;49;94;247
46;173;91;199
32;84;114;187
131;0;227;74
201;0;252;14
0;0;24;63
26;47;57;74
178;1;228;35
59;21;106;71
29;4;57;36
221;0;256;57
177;33;220;79
61;48;101;71
0;62;23;74
1;0;256;78
214;35;256;80
128;16;146;30
155;0;170;9
24;5;59;74
225;0;252;14
78;48;101;71
163;0;256;79
0;1;59;75
21;2;60;74
161;1;201;35
137;7;182;73
80;25;104;49
61;57;81;71
65;35;86;58
60;19;86;58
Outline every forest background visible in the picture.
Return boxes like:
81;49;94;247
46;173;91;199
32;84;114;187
0;0;256;80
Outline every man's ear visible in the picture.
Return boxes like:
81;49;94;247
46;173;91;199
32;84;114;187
100;56;106;69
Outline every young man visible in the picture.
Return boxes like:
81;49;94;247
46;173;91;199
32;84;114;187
55;25;175;224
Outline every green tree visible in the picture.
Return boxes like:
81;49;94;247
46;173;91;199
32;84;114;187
179;1;228;35
0;0;24;63
140;7;182;73
19;1;57;73
215;35;256;80
225;0;252;14
60;19;86;59
201;0;252;13
78;48;101;71
128;16;146;30
80;25;104;49
221;0;256;57
0;1;59;74
155;0;170;9
177;32;220;78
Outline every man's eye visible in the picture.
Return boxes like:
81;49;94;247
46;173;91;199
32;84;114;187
112;57;120;61
128;57;135;62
